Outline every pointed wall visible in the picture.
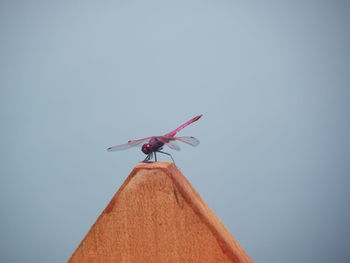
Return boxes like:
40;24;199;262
68;162;253;263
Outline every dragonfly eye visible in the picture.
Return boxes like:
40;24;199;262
141;144;151;154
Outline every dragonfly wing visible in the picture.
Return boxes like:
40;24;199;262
107;137;153;151
161;136;200;147
176;136;200;146
157;136;181;151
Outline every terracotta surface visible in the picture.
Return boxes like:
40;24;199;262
68;162;253;263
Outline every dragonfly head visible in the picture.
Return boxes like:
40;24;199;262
141;143;151;154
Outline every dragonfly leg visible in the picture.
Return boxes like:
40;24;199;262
143;153;152;162
143;152;157;162
154;152;157;162
143;155;148;162
157;150;175;164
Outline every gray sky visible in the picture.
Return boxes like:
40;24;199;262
1;0;349;262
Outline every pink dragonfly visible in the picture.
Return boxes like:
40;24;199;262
107;114;202;162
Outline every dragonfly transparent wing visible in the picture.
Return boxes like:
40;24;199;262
156;137;181;151
107;137;153;151
173;136;200;147
158;136;200;148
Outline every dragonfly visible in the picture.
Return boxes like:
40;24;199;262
107;114;202;162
